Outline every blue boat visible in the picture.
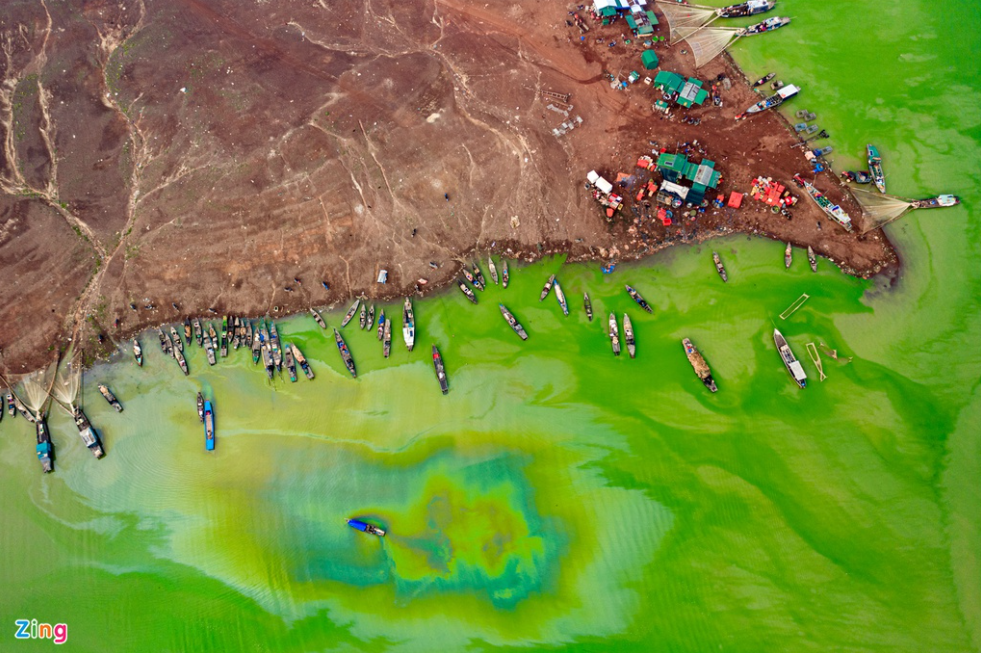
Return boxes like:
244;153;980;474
36;417;53;473
204;401;215;451
347;518;386;537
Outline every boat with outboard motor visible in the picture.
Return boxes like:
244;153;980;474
609;313;621;356
333;329;357;378
623;314;636;359
739;15;790;35
341;298;360;328
683;338;718;392
718;0;774;18
584;292;593;321
98;384;123;412
774;329;807;388
74;407;105;458
867;144;886;193
432;345;449;395
204;400;215;451
539;274;555;301
347;518;385;537
402;298;415;351
910;194;960;209
553;279;569;316
499;304;528;340
625;285;653;313
458;279;478;304
713;252;728;282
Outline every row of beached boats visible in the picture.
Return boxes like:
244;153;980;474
457;257;510;304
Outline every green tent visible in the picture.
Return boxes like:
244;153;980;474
653;70;684;94
625;15;638;30
645;10;659;25
641;50;659;70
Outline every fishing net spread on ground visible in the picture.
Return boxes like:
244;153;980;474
852;188;913;233
685;28;741;68
657;2;718;43
52;357;81;408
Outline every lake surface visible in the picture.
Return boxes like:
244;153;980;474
2;0;978;650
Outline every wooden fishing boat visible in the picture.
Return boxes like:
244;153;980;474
184;318;192;341
284;344;297;382
205;337;217;366
291;343;315;380
609;313;621;357
539;274;555;301
377;310;386;340
458;280;478;304
174;346;188;376
784;242;793;269
170;326;183;353
359;301;367;329
808;246;817;272
366;305;375;332
197;392;204;422
402;298;415;351
73;407;105;458
553;279;569;316
133;339;143;366
713;252;728;282
682;338;718;392
752;72;776;87
623;313;636;359
432;345;449;395
625;285;653;313
499;304;528;340
488;257;499;284
383;315;392;358
472;263;486;290
341;298;360;328
584;293;593;321
98;384;123;412
193;318;203;346
333;329;357;378
158;329;172;355
867;144;886;193
502;260;509;288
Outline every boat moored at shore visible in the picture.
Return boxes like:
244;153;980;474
133;339;143;366
310;308;327;329
739;84;799;118
792;174;853;231
458;280;478;304
291;343;315;380
717;0;773;18
868;144;886;193
739;16;790;35
502;260;509;288
539;274;555;301
197;392;204;422
341;298;360;328
785;242;793;268
584;292;593;321
36;416;53;473
488;257;499;284
553;279;569;316
285;344;297;382
808;246;817;272
73;407;105;458
402;298;415;351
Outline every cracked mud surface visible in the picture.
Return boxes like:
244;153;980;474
0;0;896;373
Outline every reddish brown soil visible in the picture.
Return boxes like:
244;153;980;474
0;0;896;375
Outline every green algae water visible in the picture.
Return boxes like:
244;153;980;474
3;1;979;650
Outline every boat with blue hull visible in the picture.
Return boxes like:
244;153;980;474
204;401;216;451
36;416;53;473
347;519;386;537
